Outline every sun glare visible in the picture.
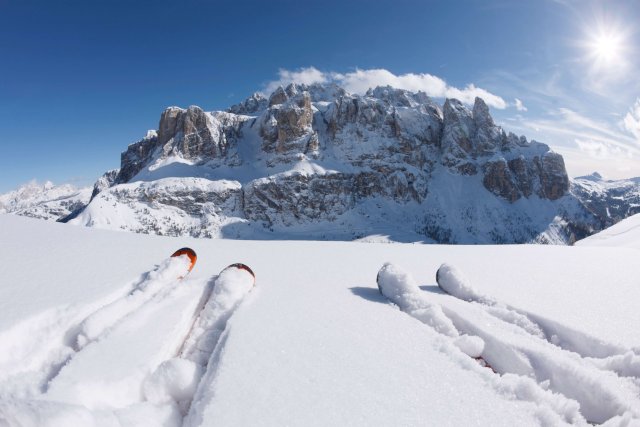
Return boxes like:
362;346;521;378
590;32;622;63
582;18;629;73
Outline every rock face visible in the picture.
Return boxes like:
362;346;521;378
69;83;636;243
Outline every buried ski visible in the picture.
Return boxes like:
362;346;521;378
75;247;199;348
178;263;256;366
376;263;494;371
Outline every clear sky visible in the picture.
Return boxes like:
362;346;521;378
1;0;639;192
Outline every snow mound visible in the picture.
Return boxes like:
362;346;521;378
143;358;203;406
454;334;485;358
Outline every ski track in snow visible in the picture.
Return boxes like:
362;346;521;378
0;258;255;427
437;263;640;378
0;256;192;400
378;262;640;425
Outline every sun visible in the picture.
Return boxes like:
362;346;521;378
589;32;623;64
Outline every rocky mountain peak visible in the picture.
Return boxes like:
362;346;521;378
472;97;494;129
228;92;267;115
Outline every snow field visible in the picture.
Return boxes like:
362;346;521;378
2;215;640;426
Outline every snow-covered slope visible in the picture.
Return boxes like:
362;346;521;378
2;215;640;426
0;181;91;221
576;213;640;249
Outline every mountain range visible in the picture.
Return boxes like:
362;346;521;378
3;83;639;243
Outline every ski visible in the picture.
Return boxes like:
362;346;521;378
436;263;546;339
75;247;198;349
178;263;256;366
171;247;198;275
377;263;494;371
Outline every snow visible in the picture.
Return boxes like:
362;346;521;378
577;213;640;249
143;358;203;407
1;214;640;425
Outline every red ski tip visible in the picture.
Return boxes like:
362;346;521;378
171;247;197;272
228;263;255;281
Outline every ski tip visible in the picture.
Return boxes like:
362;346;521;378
227;263;256;282
171;247;198;272
435;263;452;291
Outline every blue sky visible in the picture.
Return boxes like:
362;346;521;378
1;0;639;192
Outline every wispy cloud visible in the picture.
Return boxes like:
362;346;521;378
520;108;637;151
623;98;640;142
264;67;508;109
514;98;527;111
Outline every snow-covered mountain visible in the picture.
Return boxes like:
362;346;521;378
0;180;91;221
66;83;638;243
571;173;640;229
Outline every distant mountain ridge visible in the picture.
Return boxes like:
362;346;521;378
6;83;638;243
0;181;91;221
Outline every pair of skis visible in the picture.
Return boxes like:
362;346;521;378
376;262;494;370
43;249;256;413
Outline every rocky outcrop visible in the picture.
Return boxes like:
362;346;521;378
91;169;119;201
244;169;428;227
228;92;268;115
116;107;246;183
117;131;159;184
260;90;318;159
539;153;570;200
439;97;569;201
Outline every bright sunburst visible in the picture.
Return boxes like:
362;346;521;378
589;31;623;64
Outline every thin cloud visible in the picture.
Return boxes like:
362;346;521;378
514;98;528;111
264;67;508;109
623;98;640;142
557;108;636;143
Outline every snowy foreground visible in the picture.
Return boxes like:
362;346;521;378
0;216;639;426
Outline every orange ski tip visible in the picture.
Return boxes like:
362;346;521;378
229;263;255;282
171;247;197;272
